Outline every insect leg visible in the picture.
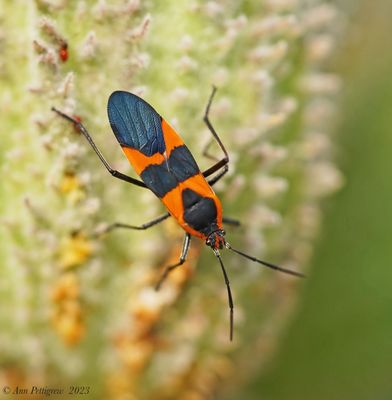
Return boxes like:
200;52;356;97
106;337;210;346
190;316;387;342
222;217;241;227
155;233;191;291
202;86;230;179
95;212;171;235
202;139;219;162
52;107;147;188
207;165;229;186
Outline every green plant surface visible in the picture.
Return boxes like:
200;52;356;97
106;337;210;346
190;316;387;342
238;1;392;399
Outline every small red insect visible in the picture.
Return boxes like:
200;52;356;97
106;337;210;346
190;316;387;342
52;87;304;340
59;41;68;62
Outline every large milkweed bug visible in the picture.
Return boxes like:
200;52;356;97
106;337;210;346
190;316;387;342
52;87;304;340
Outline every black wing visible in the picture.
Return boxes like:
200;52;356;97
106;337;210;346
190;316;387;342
107;91;165;156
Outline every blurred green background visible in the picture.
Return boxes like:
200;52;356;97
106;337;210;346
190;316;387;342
237;1;392;399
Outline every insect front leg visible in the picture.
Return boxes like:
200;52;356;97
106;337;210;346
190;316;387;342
155;233;191;290
94;212;171;236
222;217;241;227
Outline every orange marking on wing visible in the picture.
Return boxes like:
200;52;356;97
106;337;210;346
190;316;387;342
161;173;223;239
121;119;183;175
161;119;185;155
120;119;189;176
121;146;165;176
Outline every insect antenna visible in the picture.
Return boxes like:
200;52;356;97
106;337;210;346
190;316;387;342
213;249;234;341
225;243;305;278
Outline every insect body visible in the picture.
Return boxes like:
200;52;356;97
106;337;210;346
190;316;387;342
58;41;68;62
108;91;224;245
52;87;303;341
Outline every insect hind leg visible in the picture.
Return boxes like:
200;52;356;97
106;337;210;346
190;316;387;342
51;107;147;188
